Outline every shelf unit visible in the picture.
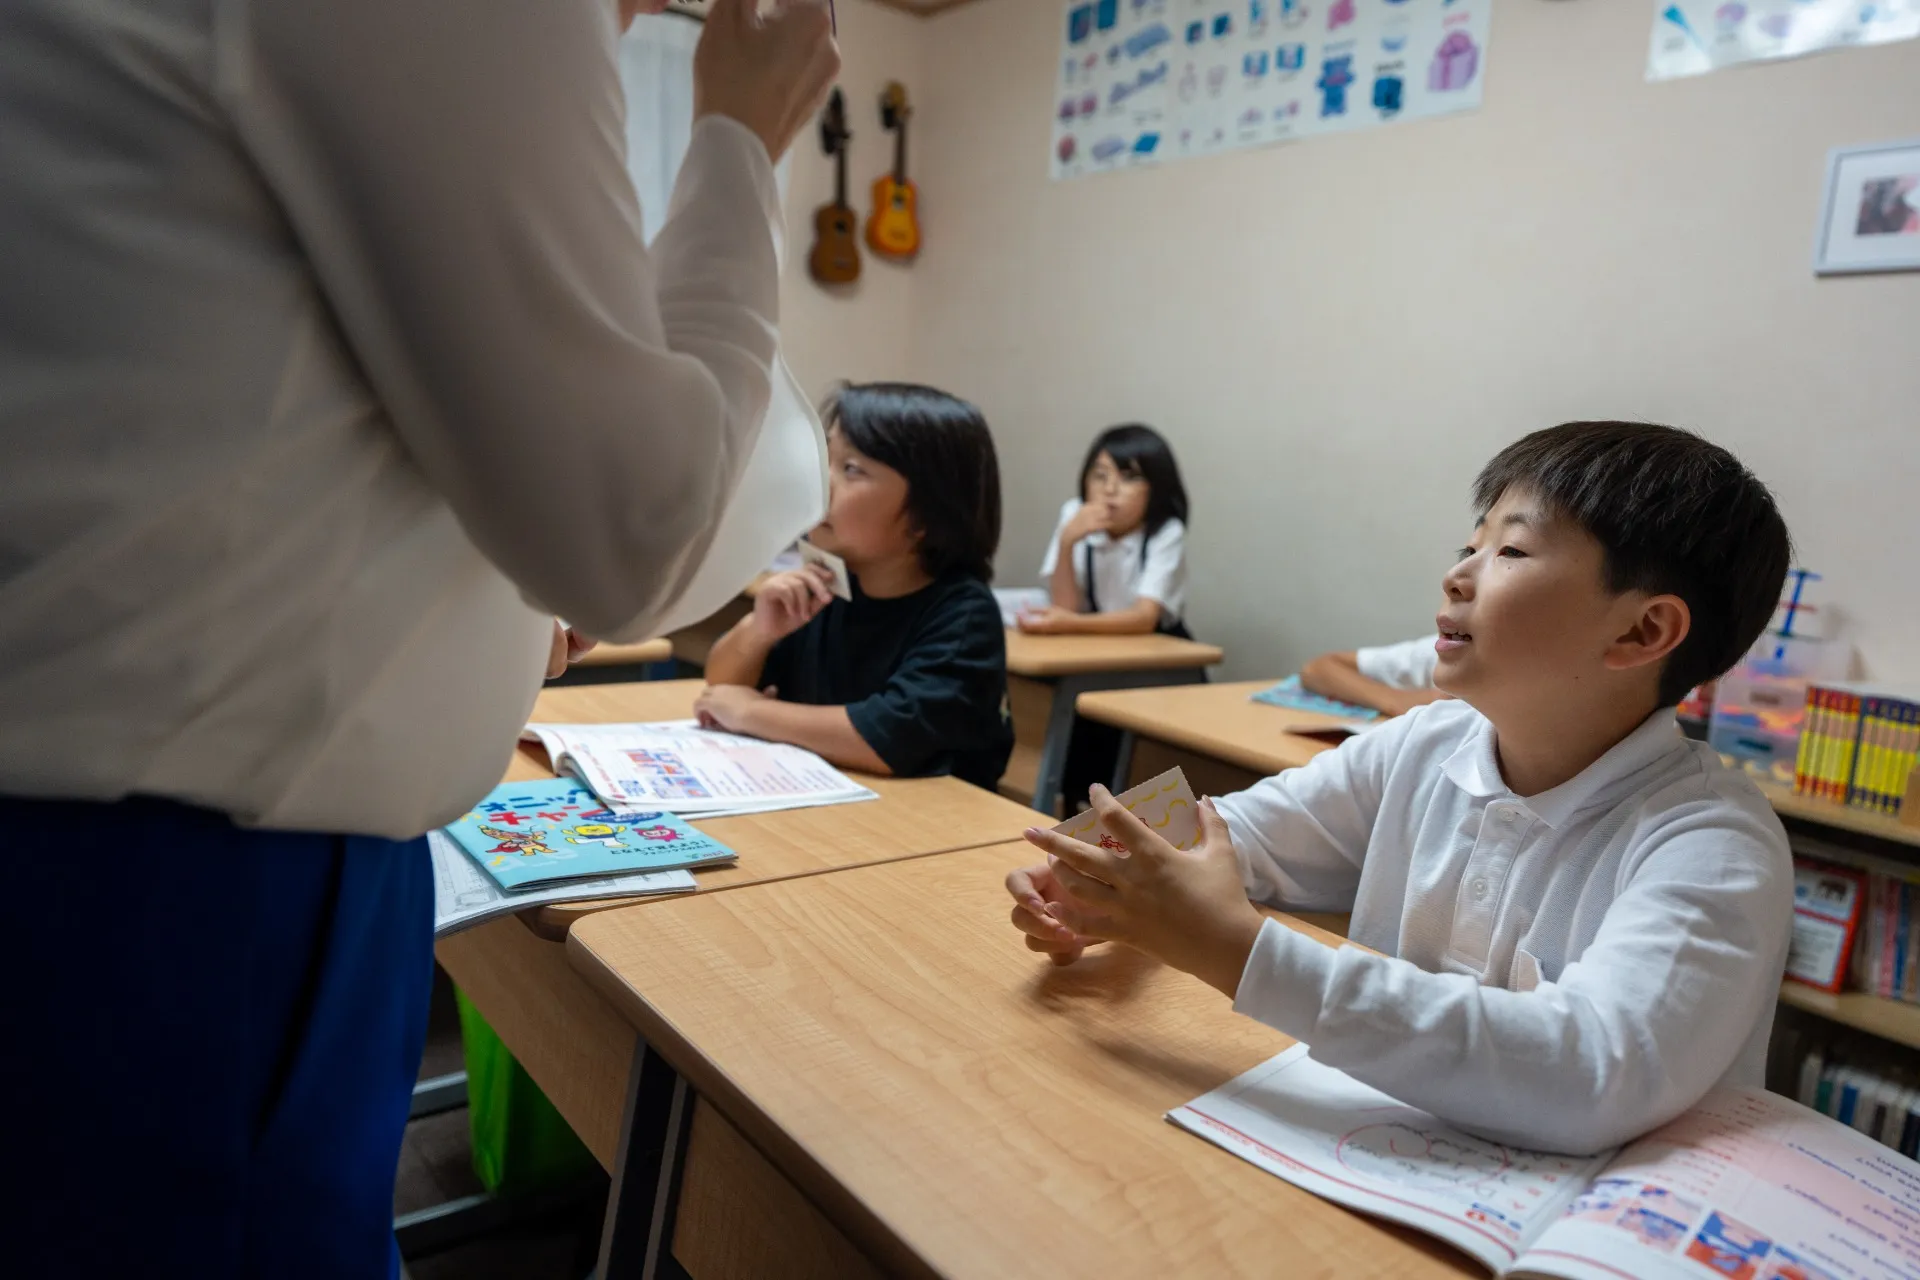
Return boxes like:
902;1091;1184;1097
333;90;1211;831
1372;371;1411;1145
1766;783;1920;1049
1778;983;1920;1052
1760;780;1920;851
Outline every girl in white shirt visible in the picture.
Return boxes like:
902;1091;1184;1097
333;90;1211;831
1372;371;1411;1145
1019;424;1193;638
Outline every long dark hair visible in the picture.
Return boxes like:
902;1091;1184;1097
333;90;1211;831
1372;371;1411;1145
1078;423;1189;536
824;383;1003;581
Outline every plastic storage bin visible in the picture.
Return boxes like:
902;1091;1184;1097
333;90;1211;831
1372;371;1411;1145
1709;634;1849;785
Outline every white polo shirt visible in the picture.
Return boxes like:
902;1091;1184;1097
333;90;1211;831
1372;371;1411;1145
1355;634;1441;689
1215;700;1793;1155
0;0;785;837
1039;498;1189;623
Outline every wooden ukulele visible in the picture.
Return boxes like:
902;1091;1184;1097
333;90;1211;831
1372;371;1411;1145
865;82;921;262
808;89;861;286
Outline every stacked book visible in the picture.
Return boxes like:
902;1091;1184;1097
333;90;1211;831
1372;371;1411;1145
1851;860;1920;1004
1794;1048;1920;1159
1793;683;1920;817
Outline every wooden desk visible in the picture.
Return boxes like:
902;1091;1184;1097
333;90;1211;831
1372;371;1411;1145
1076;679;1347;797
568;842;1472;1280
511;681;1042;938
1000;630;1224;817
573;637;673;668
548;636;674;688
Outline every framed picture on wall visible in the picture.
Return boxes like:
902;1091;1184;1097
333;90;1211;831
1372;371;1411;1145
1813;138;1920;276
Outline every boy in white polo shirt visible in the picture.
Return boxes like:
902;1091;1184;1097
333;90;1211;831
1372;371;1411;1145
1007;421;1794;1156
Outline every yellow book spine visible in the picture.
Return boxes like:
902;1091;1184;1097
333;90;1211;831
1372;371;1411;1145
1793;686;1820;795
1837;694;1863;804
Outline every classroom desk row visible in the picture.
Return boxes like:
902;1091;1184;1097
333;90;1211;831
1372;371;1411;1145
665;582;1226;816
436;679;1472;1279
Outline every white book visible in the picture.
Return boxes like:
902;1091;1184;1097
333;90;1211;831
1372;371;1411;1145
429;830;692;938
1169;1044;1920;1279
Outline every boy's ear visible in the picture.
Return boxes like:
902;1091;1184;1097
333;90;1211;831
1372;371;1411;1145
1603;593;1690;673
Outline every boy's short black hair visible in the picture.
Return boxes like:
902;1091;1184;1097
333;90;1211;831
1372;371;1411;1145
825;382;1002;581
1473;422;1791;708
1078;424;1190;536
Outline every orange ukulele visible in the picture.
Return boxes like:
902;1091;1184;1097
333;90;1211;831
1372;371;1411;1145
865;82;921;262
808;89;861;286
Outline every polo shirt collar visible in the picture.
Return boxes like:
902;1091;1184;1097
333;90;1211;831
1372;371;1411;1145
1440;707;1684;829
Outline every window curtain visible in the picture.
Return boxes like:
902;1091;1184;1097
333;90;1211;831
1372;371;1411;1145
616;13;789;246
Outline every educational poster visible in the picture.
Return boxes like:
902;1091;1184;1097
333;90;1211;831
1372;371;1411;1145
1647;1;1920;81
1051;0;1492;181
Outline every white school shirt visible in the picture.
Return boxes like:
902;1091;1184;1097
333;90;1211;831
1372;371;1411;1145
1214;700;1793;1155
1038;499;1189;622
1354;634;1441;689
0;0;785;838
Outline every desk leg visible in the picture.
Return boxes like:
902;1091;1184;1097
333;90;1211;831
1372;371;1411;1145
1036;667;1212;817
597;1036;695;1280
1110;731;1136;794
1030;675;1082;819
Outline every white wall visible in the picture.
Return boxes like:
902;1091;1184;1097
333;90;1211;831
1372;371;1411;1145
895;0;1920;683
778;0;928;403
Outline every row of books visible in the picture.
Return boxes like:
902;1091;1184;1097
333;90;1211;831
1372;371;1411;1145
1851;861;1920;1004
1794;1048;1920;1159
1793;683;1920;816
1787;846;1920;1005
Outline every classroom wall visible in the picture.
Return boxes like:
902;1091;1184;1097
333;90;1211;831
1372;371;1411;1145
778;0;928;403
900;0;1920;684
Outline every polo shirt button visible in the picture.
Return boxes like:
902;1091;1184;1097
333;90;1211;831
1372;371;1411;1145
1472;878;1489;900
1499;808;1517;824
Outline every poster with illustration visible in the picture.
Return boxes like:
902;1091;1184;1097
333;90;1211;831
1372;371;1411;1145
1051;0;1491;181
1647;0;1919;81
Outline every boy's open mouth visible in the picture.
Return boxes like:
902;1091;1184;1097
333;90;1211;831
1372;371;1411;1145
1435;623;1472;652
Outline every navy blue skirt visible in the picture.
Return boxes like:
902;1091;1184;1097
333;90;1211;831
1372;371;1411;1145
1;794;434;1278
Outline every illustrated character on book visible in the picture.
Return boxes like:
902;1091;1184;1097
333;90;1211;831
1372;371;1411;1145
563;822;627;849
631;823;686;843
478;824;554;860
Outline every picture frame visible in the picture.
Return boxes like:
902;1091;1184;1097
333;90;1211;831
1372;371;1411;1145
1813;137;1920;276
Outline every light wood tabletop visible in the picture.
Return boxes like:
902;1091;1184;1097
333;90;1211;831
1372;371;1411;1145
1003;629;1224;678
568;841;1475;1280
1075;679;1352;776
570;636;673;668
511;681;1044;937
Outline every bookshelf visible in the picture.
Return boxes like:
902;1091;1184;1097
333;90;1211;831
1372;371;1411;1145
1777;984;1920;1053
1763;777;1920;1049
1761;781;1920;851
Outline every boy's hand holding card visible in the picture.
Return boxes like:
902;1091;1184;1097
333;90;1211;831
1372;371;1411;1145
1052;767;1202;851
1012;768;1266;996
797;538;852;602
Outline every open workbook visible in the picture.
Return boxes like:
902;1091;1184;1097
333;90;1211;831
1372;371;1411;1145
521;720;877;818
1170;1045;1920;1280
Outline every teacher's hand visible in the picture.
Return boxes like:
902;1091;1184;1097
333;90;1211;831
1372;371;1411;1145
695;0;840;165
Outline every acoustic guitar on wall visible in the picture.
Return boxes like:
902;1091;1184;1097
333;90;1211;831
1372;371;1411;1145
866;82;921;262
808;89;861;287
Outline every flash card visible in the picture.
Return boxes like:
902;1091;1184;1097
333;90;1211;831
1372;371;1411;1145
1052;767;1201;852
798;539;852;602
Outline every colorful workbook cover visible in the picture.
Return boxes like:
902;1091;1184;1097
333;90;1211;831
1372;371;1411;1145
1251;675;1382;723
442;778;736;892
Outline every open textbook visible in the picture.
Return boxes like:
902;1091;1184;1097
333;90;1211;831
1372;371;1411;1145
1171;1045;1920;1280
521;721;877;818
429;831;692;938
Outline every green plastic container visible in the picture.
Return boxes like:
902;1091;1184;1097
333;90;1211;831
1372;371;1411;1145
455;989;596;1194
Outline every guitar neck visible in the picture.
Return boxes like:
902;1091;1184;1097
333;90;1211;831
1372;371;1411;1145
893;119;908;186
835;143;849;207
